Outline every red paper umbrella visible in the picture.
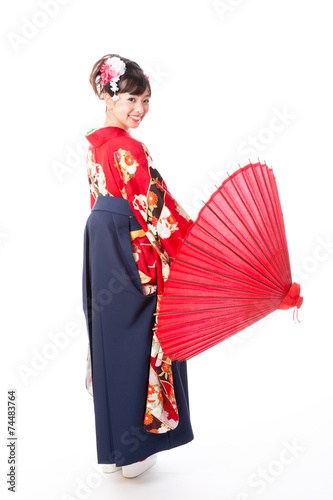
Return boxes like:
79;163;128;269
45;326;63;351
154;160;303;362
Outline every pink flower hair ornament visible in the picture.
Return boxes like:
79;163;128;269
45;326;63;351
100;56;126;101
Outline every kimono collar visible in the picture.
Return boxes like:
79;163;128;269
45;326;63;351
85;126;131;148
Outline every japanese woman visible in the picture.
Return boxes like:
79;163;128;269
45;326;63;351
82;54;194;479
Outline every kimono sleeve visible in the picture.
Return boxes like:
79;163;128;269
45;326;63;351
143;144;194;260
110;138;193;259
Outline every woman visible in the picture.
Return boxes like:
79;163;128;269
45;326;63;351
82;54;194;479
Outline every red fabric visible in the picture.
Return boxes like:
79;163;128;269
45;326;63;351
85;126;193;433
277;282;303;309
155;161;303;361
86;126;192;286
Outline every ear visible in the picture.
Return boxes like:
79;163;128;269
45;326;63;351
104;92;115;111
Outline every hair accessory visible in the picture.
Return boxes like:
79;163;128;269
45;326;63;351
100;56;126;101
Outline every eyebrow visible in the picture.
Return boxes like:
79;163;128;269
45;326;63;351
128;92;151;98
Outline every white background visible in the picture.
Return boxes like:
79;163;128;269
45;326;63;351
1;0;333;499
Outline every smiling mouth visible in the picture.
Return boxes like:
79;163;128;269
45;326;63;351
130;115;142;122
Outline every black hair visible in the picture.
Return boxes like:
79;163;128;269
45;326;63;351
89;54;151;100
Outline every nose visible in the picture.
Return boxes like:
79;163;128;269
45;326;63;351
134;102;144;114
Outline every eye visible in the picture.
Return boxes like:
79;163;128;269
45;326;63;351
128;96;150;104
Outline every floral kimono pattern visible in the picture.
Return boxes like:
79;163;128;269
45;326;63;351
84;126;193;433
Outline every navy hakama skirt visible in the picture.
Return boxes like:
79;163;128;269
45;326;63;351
82;196;194;466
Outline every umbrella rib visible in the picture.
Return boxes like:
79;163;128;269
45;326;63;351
179;237;285;293
170;257;280;294
203;181;285;285
158;294;281;300
245;164;285;276
154;301;279;332
226;166;284;281
164;306;274;359
213;178;280;272
156;298;278;317
257;166;286;274
159;294;271;299
166;307;272;352
165;276;286;297
266;171;292;282
263;171;290;278
192;216;285;293
201;201;284;289
165;309;270;347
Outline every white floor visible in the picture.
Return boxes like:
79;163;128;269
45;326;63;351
4;297;333;500
8;413;333;500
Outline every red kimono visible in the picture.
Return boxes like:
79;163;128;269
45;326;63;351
84;125;193;433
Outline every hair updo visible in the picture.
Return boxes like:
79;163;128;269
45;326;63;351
89;54;151;100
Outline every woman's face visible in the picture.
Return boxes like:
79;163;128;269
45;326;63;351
104;89;150;131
